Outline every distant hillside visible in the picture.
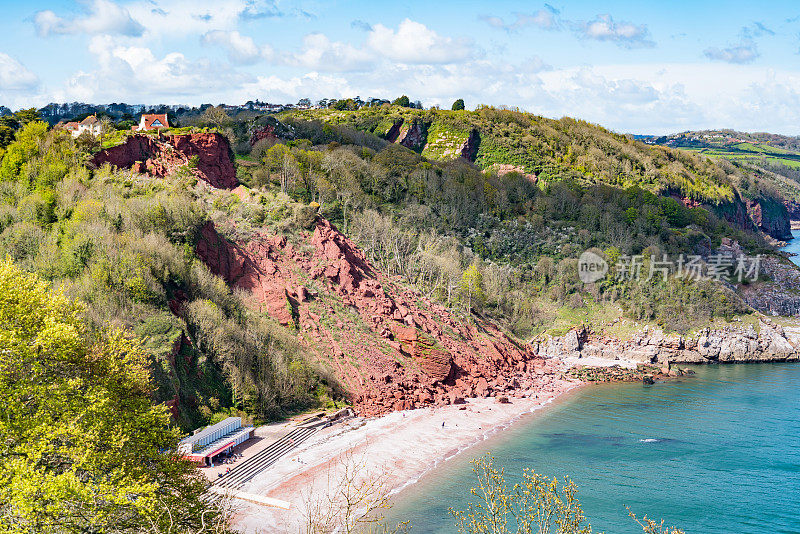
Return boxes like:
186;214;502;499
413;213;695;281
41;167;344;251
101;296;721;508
279;106;792;238
640;129;800;214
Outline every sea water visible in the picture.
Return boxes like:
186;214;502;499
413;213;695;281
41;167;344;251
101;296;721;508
782;228;800;267
385;363;800;533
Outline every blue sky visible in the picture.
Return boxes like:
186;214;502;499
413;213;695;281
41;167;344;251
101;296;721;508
2;1;800;134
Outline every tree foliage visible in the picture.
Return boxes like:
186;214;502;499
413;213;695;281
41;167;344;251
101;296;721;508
459;263;486;311
0;259;226;533
392;95;411;108
450;456;685;534
0;122;320;429
450;456;592;534
201;106;231;129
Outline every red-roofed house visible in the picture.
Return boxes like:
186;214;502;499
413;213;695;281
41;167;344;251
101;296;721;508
57;114;101;138
60;121;81;137
134;114;169;132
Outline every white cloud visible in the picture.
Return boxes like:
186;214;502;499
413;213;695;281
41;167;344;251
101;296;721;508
55;35;246;102
481;7;560;32
575;14;655;48
289;33;374;72
201;30;273;64
34;0;144;37
126;0;251;37
0;53;39;90
367;19;472;64
704;43;759;64
237;72;356;103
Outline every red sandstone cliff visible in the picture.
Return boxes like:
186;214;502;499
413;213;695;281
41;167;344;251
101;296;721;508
91;132;237;189
195;217;562;416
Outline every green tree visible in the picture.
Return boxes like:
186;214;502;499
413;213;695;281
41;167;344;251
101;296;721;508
0;259;226;533
333;99;358;111
452;99;465;111
459;263;486;311
451;456;591;534
201;105;231;130
264;143;294;194
450;456;684;534
392;95;411;108
0;121;48;183
0;115;20;151
13;108;41;126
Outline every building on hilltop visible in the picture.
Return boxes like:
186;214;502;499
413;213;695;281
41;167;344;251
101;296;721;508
78;114;101;136
57;113;101;138
58;121;80;137
134;113;169;131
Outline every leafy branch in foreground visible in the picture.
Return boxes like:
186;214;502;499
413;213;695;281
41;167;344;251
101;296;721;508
450;455;686;534
450;455;592;534
628;509;685;534
303;449;408;534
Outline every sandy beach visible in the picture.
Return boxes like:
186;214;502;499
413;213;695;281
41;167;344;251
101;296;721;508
227;376;582;533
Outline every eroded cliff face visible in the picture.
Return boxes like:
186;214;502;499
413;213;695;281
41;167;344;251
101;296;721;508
785;200;800;221
746;196;792;240
396;119;427;151
384;120;404;143
739;255;800;316
91;132;237;189
710;192;792;241
195;217;565;416
459;129;480;162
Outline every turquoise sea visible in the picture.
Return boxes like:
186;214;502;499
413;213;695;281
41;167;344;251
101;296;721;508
386;363;800;533
783;228;800;267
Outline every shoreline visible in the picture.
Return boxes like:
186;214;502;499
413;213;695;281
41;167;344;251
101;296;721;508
227;377;583;533
385;379;587;503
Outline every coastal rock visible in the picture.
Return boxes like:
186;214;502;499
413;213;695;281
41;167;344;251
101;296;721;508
539;321;800;365
459;129;480;162
739;256;800;316
746;196;792;240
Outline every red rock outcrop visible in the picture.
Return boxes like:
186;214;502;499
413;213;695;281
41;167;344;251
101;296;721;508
396;119;427;150
459;129;480;162
746;197;792;240
250;124;278;147
385;120;404;143
91;132;237;189
195;216;565;416
196;221;294;325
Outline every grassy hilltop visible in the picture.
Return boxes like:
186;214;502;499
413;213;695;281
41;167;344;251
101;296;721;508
281;106;778;203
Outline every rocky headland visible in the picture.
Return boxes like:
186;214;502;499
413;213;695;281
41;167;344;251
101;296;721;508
536;319;799;366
